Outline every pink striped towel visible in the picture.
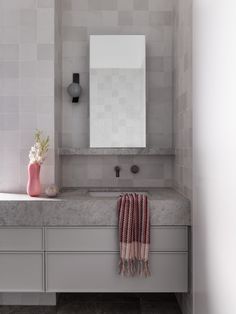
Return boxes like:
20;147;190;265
117;193;151;277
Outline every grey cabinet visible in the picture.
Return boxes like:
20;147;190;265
46;252;188;293
0;228;43;251
0;253;44;292
45;226;188;293
46;226;188;252
0;226;189;293
0;228;44;292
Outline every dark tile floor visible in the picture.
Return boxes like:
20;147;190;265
0;293;182;314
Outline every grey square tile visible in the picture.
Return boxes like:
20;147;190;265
71;0;89;11
62;0;72;10
37;44;54;60
147;57;164;72
101;0;118;10
117;0;133;10
20;10;37;27
88;0;101;10
149;12;173;27
133;0;149;10
62;26;87;42
37;0;54;8
118;11;133;26
133;11;149;25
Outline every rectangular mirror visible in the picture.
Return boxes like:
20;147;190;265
89;35;146;148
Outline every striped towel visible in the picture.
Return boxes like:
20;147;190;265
117;193;150;277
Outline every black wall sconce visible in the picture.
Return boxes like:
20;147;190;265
67;73;81;103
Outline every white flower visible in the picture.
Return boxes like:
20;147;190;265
29;130;49;165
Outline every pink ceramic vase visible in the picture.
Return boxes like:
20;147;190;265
27;162;41;197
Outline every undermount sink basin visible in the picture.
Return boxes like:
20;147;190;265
88;191;148;198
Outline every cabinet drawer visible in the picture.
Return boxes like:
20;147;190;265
0;228;43;251
0;253;44;292
151;227;188;251
46;227;188;252
46;252;188;292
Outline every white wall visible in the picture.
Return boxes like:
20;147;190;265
193;1;236;313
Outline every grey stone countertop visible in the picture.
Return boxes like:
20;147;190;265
59;147;175;156
0;188;191;226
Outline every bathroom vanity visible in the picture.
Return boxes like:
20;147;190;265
0;189;190;293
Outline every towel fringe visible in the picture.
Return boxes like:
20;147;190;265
119;258;151;277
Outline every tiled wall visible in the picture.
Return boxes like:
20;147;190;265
0;0;189;192
62;155;173;188
60;0;175;188
61;0;174;149
0;0;56;192
173;0;192;200
173;0;192;313
54;0;63;186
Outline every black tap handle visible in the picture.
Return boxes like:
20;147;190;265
114;166;121;178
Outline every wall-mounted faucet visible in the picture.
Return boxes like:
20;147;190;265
114;166;121;178
130;165;140;174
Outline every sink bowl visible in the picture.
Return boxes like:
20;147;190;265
88;191;148;198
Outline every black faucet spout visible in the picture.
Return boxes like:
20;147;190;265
114;166;121;178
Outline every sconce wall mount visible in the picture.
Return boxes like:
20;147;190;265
67;73;81;103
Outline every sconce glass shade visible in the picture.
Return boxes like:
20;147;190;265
67;82;81;98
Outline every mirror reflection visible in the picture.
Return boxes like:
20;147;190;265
90;35;146;148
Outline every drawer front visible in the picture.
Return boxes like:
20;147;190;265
0;253;44;292
0;228;43;251
46;227;118;252
46;252;188;292
151;227;188;251
46;227;188;252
